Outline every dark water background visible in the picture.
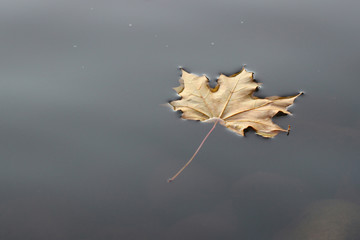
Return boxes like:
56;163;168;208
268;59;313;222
0;0;359;239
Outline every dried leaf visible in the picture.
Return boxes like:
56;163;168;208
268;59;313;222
167;67;301;182
170;68;301;138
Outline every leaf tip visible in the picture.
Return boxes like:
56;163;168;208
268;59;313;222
180;67;191;77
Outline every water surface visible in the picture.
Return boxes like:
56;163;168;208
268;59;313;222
0;0;359;239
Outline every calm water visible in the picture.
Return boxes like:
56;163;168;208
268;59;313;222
0;0;359;239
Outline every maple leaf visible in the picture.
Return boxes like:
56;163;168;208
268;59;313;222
168;67;301;182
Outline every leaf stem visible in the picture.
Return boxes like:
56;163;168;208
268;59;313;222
168;119;219;183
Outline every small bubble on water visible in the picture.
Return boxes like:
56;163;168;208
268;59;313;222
90;7;94;11
81;65;85;69
128;23;133;27
73;45;77;48
210;42;215;46
154;34;158;38
241;20;244;24
165;44;169;48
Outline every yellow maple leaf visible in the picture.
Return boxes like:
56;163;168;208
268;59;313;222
168;67;301;182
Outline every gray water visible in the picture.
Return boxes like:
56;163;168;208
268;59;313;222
0;0;360;239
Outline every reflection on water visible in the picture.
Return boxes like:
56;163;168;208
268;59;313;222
0;0;359;239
